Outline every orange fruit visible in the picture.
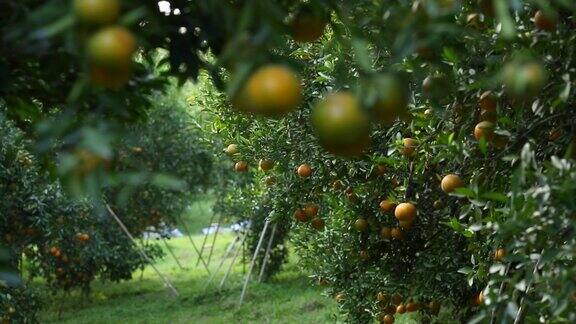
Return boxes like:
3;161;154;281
312;92;371;156
234;161;248;172
88;26;136;70
494;248;506;261
390;227;403;240
379;200;396;213
475;291;485;305
291;11;327;43
391;293;403;305
224;144;238;156
474;121;494;141
74;0;120;26
354;218;368;232
297;164;312;177
236;65;302;117
479;109;497;123
303;203;319;218
89;65;132;89
479;90;497;113
311;217;325;231
534;10;556;31
374;164;387;176
402;138;417;158
441;174;463;193
258;159;274;171
399;220;413;230
371;74;408;125
395;304;406;314
406;302;419;312
394;202;416;222
380;227;392;239
335;292;345;303
382;314;395;324
294;209;308;222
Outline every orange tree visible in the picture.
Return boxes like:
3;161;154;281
2;0;576;323
195;1;576;323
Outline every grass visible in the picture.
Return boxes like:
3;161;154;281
38;195;420;323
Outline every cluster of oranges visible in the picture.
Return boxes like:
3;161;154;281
375;291;441;324
74;0;136;89
293;202;325;231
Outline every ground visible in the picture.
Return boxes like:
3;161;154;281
38;196;420;323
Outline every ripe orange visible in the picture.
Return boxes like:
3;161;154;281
371;74;408;125
479;90;497;113
390;227;403;240
402;138;417;158
391;293;403;305
395;304;406;314
74;0;120;26
335;292;346;303
291;11;327;43
534;10;556;31
234;161;248;172
297;164;312;177
476;291;485;305
494;248;506;261
354;218;368;232
312;92;371;156
88;26;136;70
374;164;387;176
382;314;395;324
399;220;413;230
89;61;132;89
394;202;416;222
441;174;463;193
258;159;274;171
480;109;497;123
236;65;302;117
303;203;319;218
224;144;238;156
379;199;396;213
380;227;392;239
294;209;308;222
406;302;419;312
311;217;325;231
474;121;494;141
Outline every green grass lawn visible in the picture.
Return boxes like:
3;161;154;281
38;196;420;323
